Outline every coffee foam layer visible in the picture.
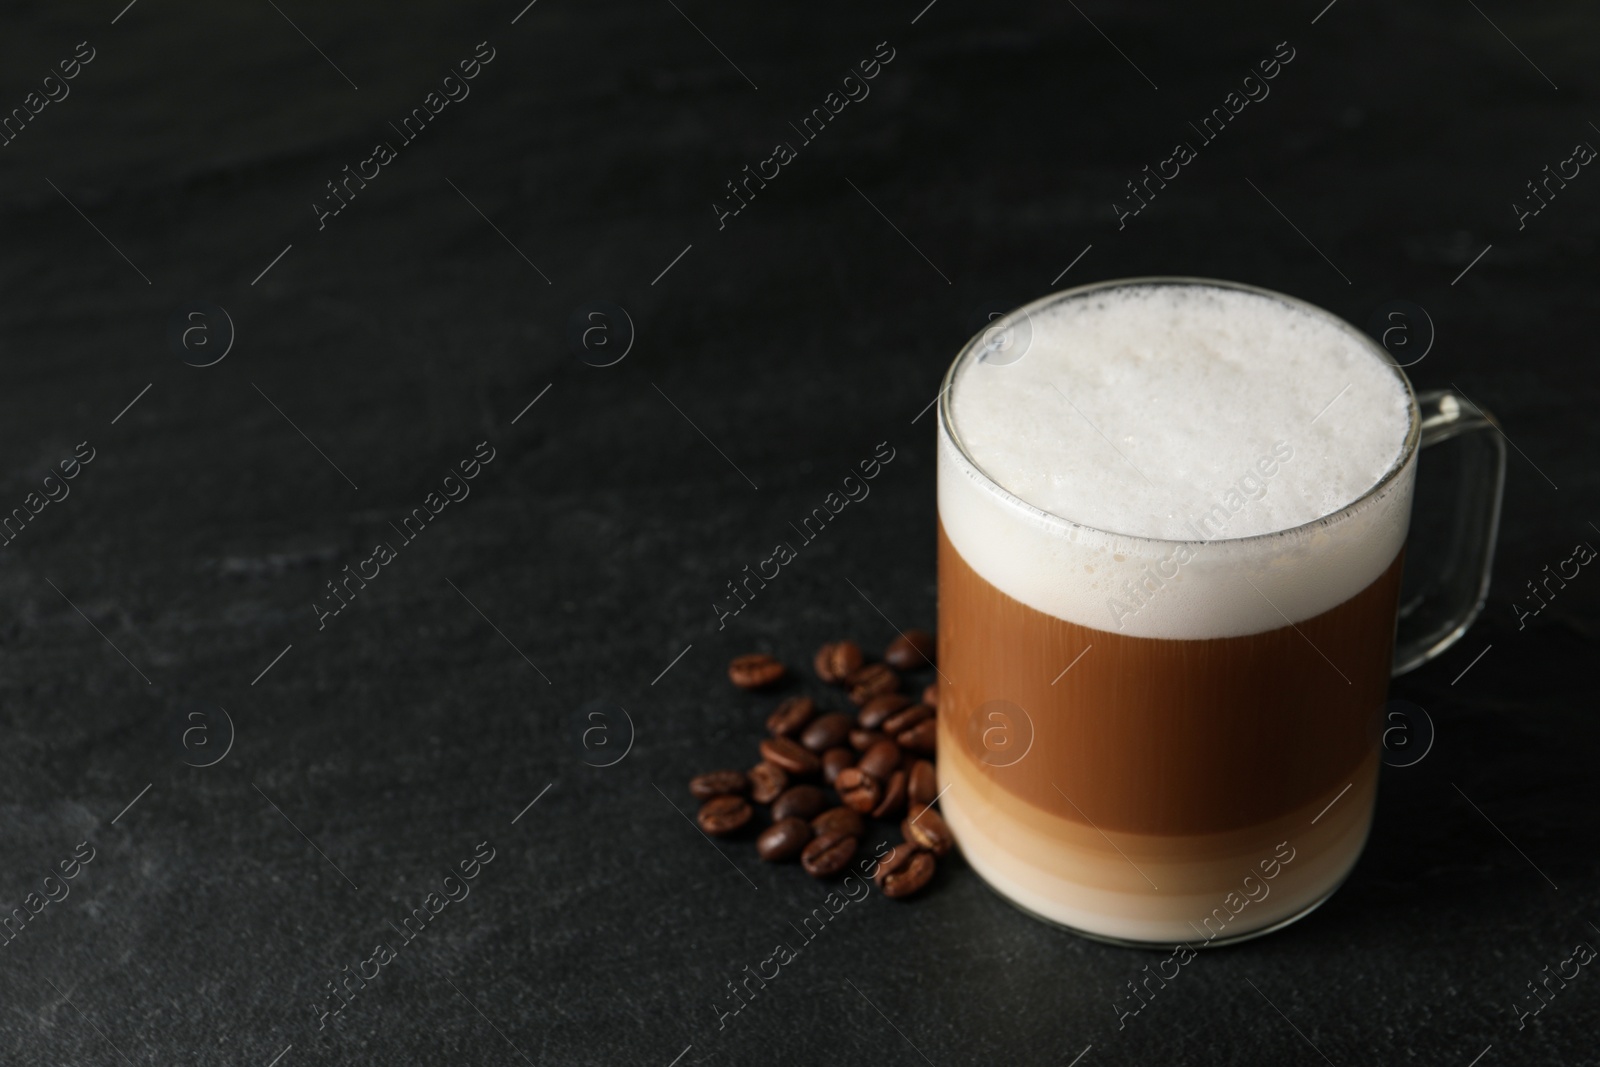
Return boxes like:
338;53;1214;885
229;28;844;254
940;283;1415;638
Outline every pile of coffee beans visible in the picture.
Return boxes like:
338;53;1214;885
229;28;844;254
690;631;950;899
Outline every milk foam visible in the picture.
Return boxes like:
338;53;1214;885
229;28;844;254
939;282;1416;639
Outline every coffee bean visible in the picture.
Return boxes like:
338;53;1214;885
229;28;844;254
812;806;865;839
882;703;934;736
759;736;821;776
688;769;748;800
766;695;816;738
822;747;854;785
772;784;828;822
729;653;785;690
849;728;887;752
697;795;751;835
885;629;936;671
908;759;937;806
836;767;881;813
858;739;902;780
903;804;954;857
922;682;939;707
872;842;918;888
846;663;900;706
757;817;813;861
800;712;853;753
871;769;908;820
801;831;857;877
748;761;788;804
857;693;913;729
882;848;936;898
814;640;864;684
897;718;937;755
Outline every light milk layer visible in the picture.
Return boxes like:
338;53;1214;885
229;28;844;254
938;734;1377;944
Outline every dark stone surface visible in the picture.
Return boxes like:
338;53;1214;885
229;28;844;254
0;1;1595;1063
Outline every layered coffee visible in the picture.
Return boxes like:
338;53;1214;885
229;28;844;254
936;281;1416;944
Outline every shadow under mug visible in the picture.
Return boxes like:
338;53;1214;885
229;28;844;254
935;277;1506;947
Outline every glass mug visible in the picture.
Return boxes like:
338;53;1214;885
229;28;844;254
935;277;1505;946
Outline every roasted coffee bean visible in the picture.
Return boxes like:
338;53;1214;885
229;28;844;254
871;769;908;820
882;703;934;736
689;769;748;800
897;718;937;755
748;761;788;804
800;712;853;753
757;817;813;861
814;640;864;684
836;767;881;813
822;747;855;785
766;695;816;738
812;806;865;839
858;739;902;780
872;842;918;888
922;682;939;707
846;663;900;705
908;759;937;806
729;653;785;690
885;628;936;671
760;736;821;776
903;804;954;857
882;848;936;898
850;728;887;752
801;831;857;877
857;693;913;729
697;795;751;835
772;784;828;822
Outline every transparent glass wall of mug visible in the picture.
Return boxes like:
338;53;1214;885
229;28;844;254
933;278;1504;946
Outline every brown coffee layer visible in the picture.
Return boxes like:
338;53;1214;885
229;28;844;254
937;522;1402;836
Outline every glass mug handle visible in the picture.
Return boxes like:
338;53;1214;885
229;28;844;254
1392;388;1508;675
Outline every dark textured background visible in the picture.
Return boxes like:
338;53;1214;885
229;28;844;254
0;1;1595;1064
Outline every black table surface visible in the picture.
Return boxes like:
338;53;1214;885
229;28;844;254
2;1;1596;1064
